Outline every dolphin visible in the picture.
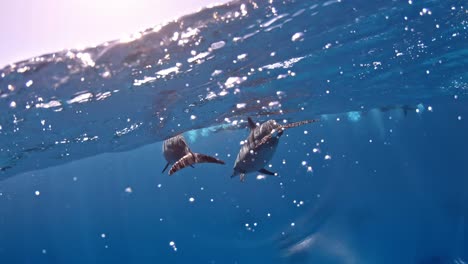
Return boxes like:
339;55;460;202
162;134;225;175
232;117;317;182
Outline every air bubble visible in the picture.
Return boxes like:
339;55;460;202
169;241;177;251
291;32;304;42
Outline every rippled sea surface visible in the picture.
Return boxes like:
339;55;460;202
1;0;467;263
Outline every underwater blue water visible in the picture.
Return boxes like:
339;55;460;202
1;0;467;263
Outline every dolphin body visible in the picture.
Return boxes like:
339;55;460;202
232;117;317;182
162;134;225;175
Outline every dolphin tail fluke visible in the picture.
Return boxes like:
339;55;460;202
282;119;319;129
256;119;319;148
161;162;170;173
169;153;225;175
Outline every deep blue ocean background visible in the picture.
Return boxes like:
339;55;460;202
1;0;467;263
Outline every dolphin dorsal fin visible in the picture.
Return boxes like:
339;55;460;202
247;117;257;129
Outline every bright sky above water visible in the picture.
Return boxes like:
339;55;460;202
0;0;223;67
